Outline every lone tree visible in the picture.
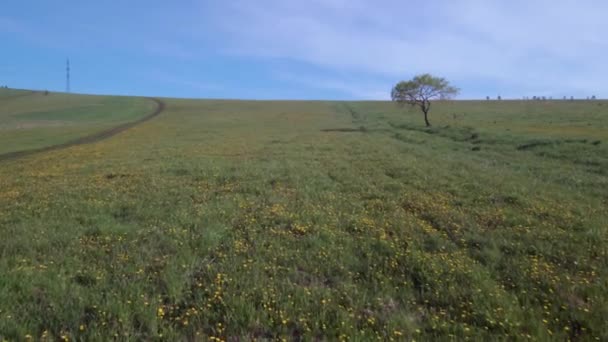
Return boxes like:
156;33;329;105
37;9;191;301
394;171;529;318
391;74;459;127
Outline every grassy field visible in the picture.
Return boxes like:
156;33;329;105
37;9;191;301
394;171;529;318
0;93;607;340
0;89;155;155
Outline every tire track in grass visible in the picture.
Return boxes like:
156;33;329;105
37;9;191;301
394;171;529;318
0;97;165;162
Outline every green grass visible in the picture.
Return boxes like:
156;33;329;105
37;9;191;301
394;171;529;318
0;89;155;154
0;94;607;340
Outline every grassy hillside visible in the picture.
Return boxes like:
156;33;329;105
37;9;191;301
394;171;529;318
0;89;156;155
0;95;606;340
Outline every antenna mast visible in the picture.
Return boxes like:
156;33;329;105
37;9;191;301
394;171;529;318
66;58;71;93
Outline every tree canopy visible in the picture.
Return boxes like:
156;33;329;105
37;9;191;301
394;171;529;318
391;74;459;126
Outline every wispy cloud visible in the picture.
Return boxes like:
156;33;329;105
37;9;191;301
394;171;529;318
142;69;223;93
273;70;389;100
202;0;608;98
3;1;606;99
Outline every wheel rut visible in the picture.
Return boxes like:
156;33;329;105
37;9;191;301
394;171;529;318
0;97;165;162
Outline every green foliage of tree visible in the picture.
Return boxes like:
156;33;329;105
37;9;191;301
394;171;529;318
391;74;459;126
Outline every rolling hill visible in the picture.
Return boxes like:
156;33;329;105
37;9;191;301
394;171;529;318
1;90;606;340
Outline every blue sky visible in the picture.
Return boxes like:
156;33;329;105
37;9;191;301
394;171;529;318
1;0;606;100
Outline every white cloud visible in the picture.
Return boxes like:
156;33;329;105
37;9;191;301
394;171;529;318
273;70;389;99
4;2;607;99
143;69;223;93
203;0;608;98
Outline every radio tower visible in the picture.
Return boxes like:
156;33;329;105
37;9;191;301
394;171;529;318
66;58;71;93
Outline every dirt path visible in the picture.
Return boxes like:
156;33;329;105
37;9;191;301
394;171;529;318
0;97;165;162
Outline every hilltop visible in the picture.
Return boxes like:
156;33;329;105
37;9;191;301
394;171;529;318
1;89;607;340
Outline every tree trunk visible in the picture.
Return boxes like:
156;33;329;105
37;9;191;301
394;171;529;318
421;100;431;127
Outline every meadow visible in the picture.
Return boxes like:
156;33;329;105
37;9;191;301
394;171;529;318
0;89;155;156
0;90;607;340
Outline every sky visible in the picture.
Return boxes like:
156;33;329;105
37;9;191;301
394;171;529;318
1;0;606;100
